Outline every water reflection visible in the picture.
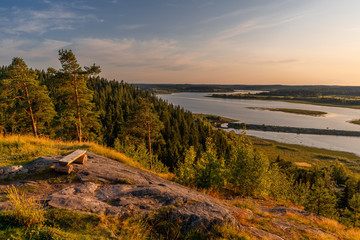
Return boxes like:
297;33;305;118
158;92;360;156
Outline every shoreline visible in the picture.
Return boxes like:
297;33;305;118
208;94;360;110
226;122;360;137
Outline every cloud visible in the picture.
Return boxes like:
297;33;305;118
255;59;298;65
209;13;308;43
72;38;203;72
0;3;98;34
117;24;147;30
0;37;208;78
0;38;71;68
200;8;251;24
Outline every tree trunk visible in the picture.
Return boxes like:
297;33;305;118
147;122;152;169
354;211;357;227
24;86;38;137
74;74;82;142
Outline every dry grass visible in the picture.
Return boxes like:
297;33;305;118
294;162;312;168
0;134;139;168
5;185;44;227
0;134;176;184
285;212;360;240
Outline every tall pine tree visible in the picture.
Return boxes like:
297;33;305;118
0;58;55;137
49;50;101;142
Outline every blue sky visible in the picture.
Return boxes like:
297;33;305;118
1;0;360;85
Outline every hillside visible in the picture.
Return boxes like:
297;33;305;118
2;52;360;239
0;136;360;239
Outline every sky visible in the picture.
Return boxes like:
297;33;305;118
1;0;360;85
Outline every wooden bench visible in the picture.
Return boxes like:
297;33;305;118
55;150;87;174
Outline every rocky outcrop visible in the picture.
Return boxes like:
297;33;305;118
0;156;60;179
43;152;239;231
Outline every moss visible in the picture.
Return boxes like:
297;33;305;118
112;178;135;185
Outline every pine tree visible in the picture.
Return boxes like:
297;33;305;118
0;58;55;137
50;49;101;142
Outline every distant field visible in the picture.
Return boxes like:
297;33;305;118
249;136;360;174
247;107;327;117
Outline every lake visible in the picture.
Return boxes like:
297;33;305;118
157;92;360;156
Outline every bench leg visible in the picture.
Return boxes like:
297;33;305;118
55;163;74;174
74;154;87;164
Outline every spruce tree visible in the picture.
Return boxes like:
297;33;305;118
176;146;196;185
305;177;337;217
349;193;360;227
227;137;270;197
126;98;164;158
195;138;225;189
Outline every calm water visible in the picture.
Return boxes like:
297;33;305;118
157;92;360;156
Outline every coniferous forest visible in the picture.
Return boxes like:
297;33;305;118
2;50;360;227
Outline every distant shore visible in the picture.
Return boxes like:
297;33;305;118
226;122;360;137
209;94;360;110
247;107;327;117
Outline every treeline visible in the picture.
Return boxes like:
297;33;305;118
135;83;234;93
1;51;360;226
212;92;360;106
263;87;360;97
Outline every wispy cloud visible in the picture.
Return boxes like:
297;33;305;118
212;13;308;42
73;38;203;72
0;38;70;68
0;3;99;34
255;58;298;65
0;36;207;75
200;8;252;24
117;24;147;30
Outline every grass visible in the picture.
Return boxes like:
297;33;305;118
285;212;360;240
349;119;360;126
0;134;139;168
247;107;327;117
0;134;178;181
193;113;237;123
249;136;360;173
4;185;44;228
